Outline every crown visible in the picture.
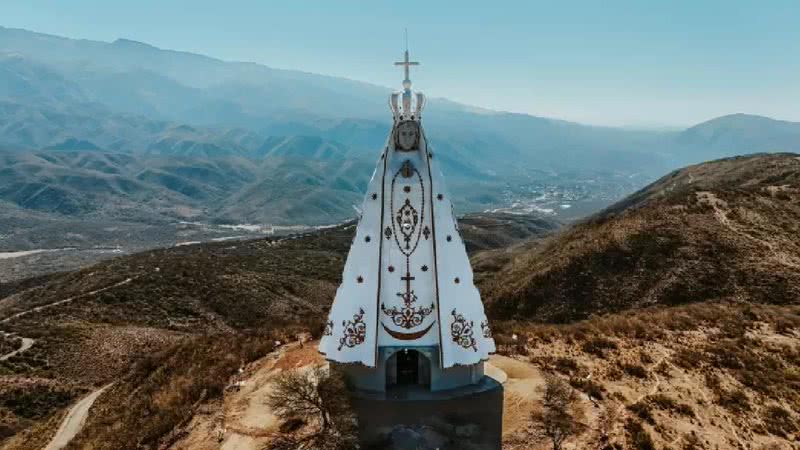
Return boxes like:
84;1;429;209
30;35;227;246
389;89;426;122
389;46;426;122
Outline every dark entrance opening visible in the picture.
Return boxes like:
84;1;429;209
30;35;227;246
397;349;419;385
386;349;431;390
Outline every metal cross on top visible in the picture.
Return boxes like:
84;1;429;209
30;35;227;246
394;30;419;86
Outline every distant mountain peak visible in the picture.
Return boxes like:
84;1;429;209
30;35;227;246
44;138;101;151
691;113;796;129
111;38;158;50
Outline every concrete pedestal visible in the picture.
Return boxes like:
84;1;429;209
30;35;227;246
350;376;503;450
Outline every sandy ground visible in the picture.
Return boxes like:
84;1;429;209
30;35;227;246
488;355;547;436
171;344;545;450
165;339;798;449
44;383;113;450
171;340;325;450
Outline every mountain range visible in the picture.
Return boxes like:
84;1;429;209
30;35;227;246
2;25;800;251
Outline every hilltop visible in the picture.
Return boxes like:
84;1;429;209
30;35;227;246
484;153;800;322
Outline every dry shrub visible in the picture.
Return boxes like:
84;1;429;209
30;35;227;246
660;311;701;332
621;363;648;379
714;316;751;339
648;394;694;417
761;405;797;438
569;377;605;400
625;419;656;450
682;431;703;450
654;360;671;377
611;317;662;341
567;322;599;342
493;331;526;356
266;365;357;450
581;337;618;358
758;444;788;450
606;366;624;382
514;343;530;355
716;388;751;414
705;338;798;403
703;372;721;392
771;310;800;335
67;333;275;450
0;384;81;421
552;357;580;375
627;402;654;424
531;375;586;450
672;347;704;370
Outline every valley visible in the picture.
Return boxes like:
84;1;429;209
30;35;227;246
2;26;800;293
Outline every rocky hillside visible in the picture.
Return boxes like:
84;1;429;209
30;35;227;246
495;301;800;449
485;153;800;322
0;212;556;448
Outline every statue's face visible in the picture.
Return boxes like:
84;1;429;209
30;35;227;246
396;121;419;151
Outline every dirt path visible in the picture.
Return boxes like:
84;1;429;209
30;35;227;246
0;335;33;361
488;355;546;436
220;344;322;449
0;276;136;325
632;352;668;405
0;276;139;363
44;384;112;450
171;341;324;450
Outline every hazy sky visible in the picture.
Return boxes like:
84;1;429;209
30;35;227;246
2;0;799;127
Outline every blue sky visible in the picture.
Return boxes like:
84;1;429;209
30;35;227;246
2;0;799;127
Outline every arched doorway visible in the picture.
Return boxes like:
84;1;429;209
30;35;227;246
386;349;431;390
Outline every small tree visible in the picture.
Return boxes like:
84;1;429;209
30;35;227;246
266;365;358;450
531;375;586;450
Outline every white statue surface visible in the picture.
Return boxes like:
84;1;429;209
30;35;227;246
319;47;495;373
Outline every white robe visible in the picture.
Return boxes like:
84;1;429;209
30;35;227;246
319;122;495;368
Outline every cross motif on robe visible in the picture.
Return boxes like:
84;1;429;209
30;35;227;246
400;272;416;305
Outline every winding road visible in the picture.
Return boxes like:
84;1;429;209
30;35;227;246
0;276;137;448
0;277;135;325
0;277;138;361
44;384;113;450
0;335;33;361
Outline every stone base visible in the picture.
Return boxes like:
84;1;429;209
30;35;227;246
350;376;503;450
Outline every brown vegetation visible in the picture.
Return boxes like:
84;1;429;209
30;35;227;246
530;375;586;450
484;153;800;322
496;300;800;448
64;333;275;449
266;366;358;450
0;211;552;445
